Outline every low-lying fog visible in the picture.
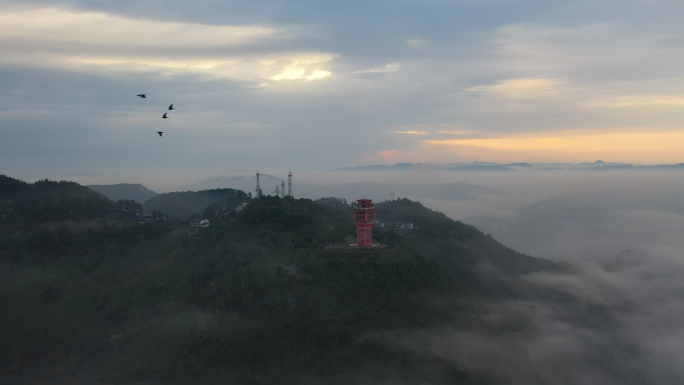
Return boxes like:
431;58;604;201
298;169;684;384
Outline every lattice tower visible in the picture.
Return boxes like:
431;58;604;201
353;199;376;247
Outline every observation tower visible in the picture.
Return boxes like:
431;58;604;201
353;199;376;247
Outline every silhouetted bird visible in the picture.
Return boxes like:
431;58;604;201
137;94;147;98
168;104;175;110
162;113;168;119
157;132;164;137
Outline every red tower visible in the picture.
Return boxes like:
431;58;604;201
353;199;376;247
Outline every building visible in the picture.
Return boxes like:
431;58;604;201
395;222;414;230
190;219;210;228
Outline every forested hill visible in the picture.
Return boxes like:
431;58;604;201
143;188;250;219
374;198;557;296
0;175;114;232
1;190;557;384
88;183;158;204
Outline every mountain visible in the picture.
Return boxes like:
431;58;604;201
571;163;684;171
143;188;250;219
0;174;115;233
1;188;556;384
88;183;158;203
332;160;684;172
174;173;300;194
505;162;533;168
331;163;424;171
333;162;516;172
444;164;512;171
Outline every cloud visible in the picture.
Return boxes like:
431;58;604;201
435;130;481;135
0;7;336;82
0;7;278;48
5;1;684;181
586;95;684;107
420;129;684;164
366;249;684;384
354;62;401;74
405;38;426;46
395;131;426;135
377;150;419;160
467;78;565;98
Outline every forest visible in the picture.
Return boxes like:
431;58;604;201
0;176;556;385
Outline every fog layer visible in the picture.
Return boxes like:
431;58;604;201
337;170;684;384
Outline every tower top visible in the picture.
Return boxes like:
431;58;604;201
353;199;374;208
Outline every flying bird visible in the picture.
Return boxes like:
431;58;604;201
157;132;164;137
137;94;147;98
162;113;168;119
168;104;175;110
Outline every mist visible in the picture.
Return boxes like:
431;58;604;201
299;169;684;384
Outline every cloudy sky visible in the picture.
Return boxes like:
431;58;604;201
2;0;684;186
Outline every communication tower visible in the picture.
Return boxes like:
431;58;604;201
353;199;376;247
287;171;293;197
255;172;263;198
281;181;286;198
275;184;280;196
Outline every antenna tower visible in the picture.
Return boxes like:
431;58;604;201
275;184;280;196
287;171;293;197
281;181;286;198
256;172;263;198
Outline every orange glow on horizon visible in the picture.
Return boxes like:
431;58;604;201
420;129;684;164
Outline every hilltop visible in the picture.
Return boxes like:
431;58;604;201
0;177;556;384
143;188;251;219
88;183;158;204
0;175;119;234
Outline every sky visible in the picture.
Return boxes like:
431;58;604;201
2;0;684;187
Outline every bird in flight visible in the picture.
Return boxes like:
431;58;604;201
137;94;147;98
168;104;175;110
157;132;164;137
162;113;168;119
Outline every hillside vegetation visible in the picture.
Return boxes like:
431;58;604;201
375;199;556;296
88;183;158;204
144;188;250;219
0;175;114;234
1;178;556;385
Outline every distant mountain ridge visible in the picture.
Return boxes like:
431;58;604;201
174;174;293;194
333;160;684;172
88;183;158;203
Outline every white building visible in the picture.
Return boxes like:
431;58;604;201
395;222;414;230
